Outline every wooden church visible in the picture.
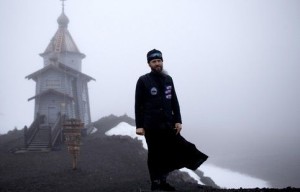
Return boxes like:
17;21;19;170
25;2;95;151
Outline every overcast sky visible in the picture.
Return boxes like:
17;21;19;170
0;0;299;187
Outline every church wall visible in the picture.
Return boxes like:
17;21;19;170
37;69;73;97
41;53;84;71
82;82;91;126
33;69;79;121
32;64;92;130
60;99;76;120
73;77;91;127
62;74;74;97
59;53;83;72
39;69;63;93
34;98;39;120
38;94;65;124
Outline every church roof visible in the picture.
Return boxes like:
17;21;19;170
28;89;73;101
26;63;95;81
41;9;83;55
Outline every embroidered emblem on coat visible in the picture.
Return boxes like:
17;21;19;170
150;87;158;95
165;85;172;99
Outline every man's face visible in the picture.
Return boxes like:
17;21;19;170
149;59;163;72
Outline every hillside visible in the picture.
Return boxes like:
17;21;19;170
0;114;298;192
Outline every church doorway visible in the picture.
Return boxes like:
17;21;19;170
48;106;57;125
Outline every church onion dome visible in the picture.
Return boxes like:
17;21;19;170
40;10;85;57
57;12;69;28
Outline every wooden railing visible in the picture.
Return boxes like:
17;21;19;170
49;114;67;148
24;114;45;147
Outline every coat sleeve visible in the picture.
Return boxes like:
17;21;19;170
170;77;182;124
135;77;145;128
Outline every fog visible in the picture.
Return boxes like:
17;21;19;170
0;0;299;188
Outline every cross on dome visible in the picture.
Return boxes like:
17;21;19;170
57;0;69;27
61;0;66;12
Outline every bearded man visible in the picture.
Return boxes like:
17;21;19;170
135;49;208;191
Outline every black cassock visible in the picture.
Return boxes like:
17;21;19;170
145;127;208;180
135;72;208;180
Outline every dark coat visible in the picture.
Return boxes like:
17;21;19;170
135;72;181;130
135;71;208;180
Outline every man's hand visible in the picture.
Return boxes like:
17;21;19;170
136;128;145;136
174;123;182;135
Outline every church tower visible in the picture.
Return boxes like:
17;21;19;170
25;1;94;150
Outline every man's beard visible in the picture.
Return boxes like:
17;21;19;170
151;66;168;75
151;65;163;73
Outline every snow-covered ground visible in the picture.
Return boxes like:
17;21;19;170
104;122;270;189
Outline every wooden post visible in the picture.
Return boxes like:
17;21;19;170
63;119;83;170
72;156;76;170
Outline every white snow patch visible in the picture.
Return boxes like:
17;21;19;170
105;122;148;149
180;168;204;185
200;164;270;188
90;127;98;134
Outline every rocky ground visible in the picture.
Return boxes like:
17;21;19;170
0;115;299;192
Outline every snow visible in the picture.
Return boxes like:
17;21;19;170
200;164;270;189
179;168;204;185
105;122;270;189
90;127;98;134
105;122;148;149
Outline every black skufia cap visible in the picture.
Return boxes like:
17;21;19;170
147;49;163;63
